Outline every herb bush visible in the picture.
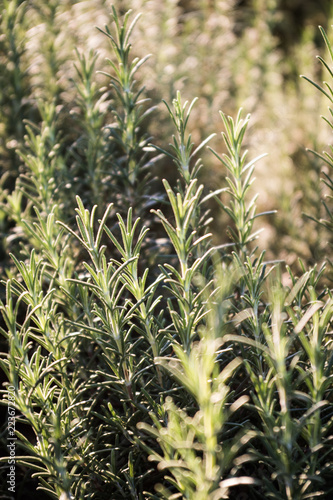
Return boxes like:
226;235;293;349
0;4;333;500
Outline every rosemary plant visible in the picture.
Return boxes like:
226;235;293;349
0;6;332;500
98;6;160;218
302;26;333;262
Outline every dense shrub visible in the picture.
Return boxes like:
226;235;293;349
0;3;333;500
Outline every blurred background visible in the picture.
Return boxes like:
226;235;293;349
1;0;333;272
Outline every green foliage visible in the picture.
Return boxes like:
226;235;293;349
0;5;333;500
302;26;333;266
